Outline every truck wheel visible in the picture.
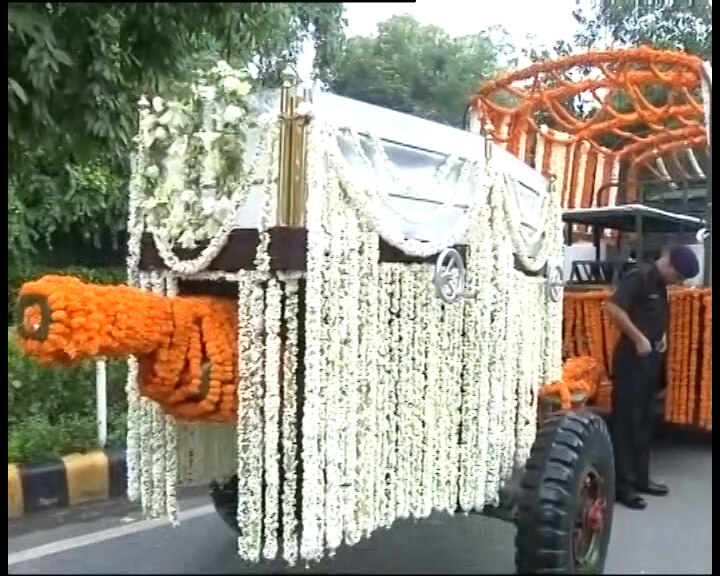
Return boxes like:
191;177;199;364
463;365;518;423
515;410;615;574
209;475;241;533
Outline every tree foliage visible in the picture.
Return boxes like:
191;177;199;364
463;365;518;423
572;0;712;59
328;15;513;128
7;2;346;270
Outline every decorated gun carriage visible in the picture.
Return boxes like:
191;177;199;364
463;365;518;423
16;64;615;573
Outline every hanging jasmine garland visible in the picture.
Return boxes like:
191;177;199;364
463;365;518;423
236;123;280;562
280;276;301;565
123;68;563;567
280;119;562;562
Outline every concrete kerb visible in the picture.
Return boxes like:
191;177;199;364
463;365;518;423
8;449;126;518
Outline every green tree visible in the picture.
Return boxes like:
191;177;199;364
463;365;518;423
572;0;712;59
7;2;346;270
328;15;513;128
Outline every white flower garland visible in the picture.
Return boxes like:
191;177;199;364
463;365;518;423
234;270;261;561
339;129;472;227
121;101;565;566
396;264;417;519
262;278;283;560
139;62;254;250
150;122;276;276
136;272;165;516
543;161;566;383
485;185;515;506
456;202;492;512
287;120;564;563
326;125;492;258
321;187;347;553
280;277;300;565
500;171;556;273
324;122;556;268
300;122;329;562
375;264;397;529
339;199;362;547
383;264;402;527
415;266;437;518
444;297;464;511
163;276;180;526
236;123;279;560
126;104;150;285
512;272;544;466
124;270;151;504
355;222;380;539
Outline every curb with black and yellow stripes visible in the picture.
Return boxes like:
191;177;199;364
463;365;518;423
8;449;126;518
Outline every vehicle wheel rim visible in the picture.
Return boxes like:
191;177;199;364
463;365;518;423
573;466;606;572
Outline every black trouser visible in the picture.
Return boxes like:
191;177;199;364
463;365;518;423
611;340;662;497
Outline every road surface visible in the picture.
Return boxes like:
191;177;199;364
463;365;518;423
8;432;711;575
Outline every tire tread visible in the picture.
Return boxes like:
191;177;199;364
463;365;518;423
514;410;615;574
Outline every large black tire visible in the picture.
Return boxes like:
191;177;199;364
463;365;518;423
209;475;241;533
515;410;615;574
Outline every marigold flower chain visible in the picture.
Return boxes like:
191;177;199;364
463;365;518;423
538;355;608;411
699;294;712;430
687;294;703;426
17;274;239;423
666;291;681;422
560;288;712;428
677;293;690;423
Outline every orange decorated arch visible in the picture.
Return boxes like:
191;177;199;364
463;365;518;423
469;47;711;210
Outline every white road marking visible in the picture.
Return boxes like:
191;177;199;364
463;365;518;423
7;504;215;567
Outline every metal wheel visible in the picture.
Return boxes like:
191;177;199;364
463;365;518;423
515;410;615;574
573;467;608;572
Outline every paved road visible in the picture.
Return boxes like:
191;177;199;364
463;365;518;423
8;433;712;575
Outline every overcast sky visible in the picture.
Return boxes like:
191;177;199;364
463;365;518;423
294;1;589;85
343;0;585;54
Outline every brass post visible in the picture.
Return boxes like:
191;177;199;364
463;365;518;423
277;67;310;227
278;68;298;226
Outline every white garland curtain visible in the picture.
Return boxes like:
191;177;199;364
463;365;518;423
124;109;564;565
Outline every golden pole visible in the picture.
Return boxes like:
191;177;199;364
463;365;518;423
277;67;298;227
277;67;311;227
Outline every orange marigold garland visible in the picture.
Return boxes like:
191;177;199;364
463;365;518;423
15;274;239;423
582;300;598;365
539;355;609;411
17;275;174;363
665;290;680;423
677;291;690;425
574;299;590;357
584;298;607;373
472;48;708;211
563;296;576;358
562;287;711;429
699;294;712;430
601;302;620;376
686;292;701;426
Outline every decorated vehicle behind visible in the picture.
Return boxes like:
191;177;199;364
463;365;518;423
467;47;712;431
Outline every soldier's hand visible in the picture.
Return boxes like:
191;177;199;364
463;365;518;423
635;335;652;357
657;333;668;354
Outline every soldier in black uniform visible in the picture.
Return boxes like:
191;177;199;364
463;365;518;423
605;245;700;510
